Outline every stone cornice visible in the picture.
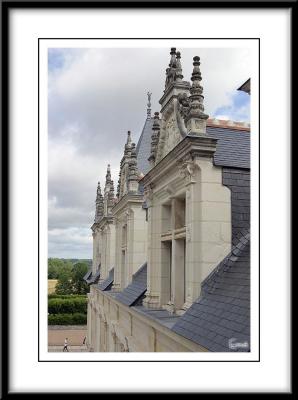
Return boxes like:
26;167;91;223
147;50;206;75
112;192;144;215
140;134;218;188
91;215;114;231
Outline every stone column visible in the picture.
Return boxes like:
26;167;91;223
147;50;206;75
171;238;185;310
95;310;101;352
126;208;134;286
109;223;116;272
113;218;122;291
143;197;165;308
104;225;110;279
92;231;96;275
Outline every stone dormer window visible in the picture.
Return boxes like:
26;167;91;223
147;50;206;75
160;193;186;313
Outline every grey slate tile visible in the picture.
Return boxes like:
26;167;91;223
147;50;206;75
97;268;114;291
171;230;250;352
115;263;147;306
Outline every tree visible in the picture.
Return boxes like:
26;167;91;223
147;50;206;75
55;272;73;295
48;258;72;280
71;262;89;295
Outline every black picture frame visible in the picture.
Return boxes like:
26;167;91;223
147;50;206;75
1;0;294;396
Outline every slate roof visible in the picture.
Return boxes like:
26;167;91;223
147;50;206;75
86;266;101;285
97;268;114;291
136;117;154;175
83;269;92;283
171;229;250;352
206;127;250;169
115;263;147;306
135;121;250;174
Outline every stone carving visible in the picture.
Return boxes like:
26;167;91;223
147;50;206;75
161;115;182;158
177;92;190;120
94;182;104;223
148;112;160;167
143;183;154;207
178;156;198;184
165;48;177;88
183;56;209;134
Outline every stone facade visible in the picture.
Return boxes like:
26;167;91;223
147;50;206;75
85;48;250;352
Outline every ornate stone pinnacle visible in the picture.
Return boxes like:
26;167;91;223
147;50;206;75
128;143;139;193
148;111;160;166
184;56;209;134
126;130;132;145
169;47;177;67
147;92;152;119
165;47;178;88
116;170;121;199
191;56;202;83
96;181;102;198
124;131;133;156
109;180;115;199
94;181;104;222
176;51;183;82
105;164;112;183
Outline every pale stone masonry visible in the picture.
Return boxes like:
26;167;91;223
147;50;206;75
85;48;251;352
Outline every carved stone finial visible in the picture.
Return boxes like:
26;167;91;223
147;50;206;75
124;131;132;156
109;180;115;200
94;181;104;222
183;56;209;134
126;130;132;145
128;143;139;193
148;111;160;167
165;47;178;88
147;92;152;119
175;51;183;82
116;170;121;199
169;47;177;67
106;164;111;182
103;164;115;214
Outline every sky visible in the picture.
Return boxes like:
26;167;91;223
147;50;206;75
48;47;251;259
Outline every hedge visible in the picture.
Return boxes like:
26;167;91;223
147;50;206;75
48;297;87;315
48;294;86;300
48;313;87;325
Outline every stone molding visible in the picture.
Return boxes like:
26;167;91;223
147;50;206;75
141;134;217;190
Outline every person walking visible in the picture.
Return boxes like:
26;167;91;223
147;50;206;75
63;338;69;352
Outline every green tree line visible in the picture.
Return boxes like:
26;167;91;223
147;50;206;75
48;258;91;295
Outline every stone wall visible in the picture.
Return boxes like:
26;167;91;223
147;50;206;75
87;287;207;352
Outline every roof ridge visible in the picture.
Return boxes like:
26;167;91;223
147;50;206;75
207;117;250;131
